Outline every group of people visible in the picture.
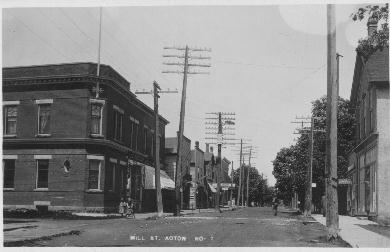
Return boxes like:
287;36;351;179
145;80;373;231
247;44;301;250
119;198;135;218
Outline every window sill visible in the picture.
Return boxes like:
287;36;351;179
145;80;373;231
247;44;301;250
3;188;15;191
90;134;104;138
3;134;17;138
35;134;52;138
34;188;49;191
86;189;103;193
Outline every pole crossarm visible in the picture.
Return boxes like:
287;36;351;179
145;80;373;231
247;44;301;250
163;45;211;216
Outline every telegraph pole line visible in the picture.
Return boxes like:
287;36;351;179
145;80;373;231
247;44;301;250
246;147;252;207
232;140;252;206
326;4;339;240
216;112;223;212
237;139;243;206
292;116;325;217
204;112;236;212
135;81;177;217
163;45;211;216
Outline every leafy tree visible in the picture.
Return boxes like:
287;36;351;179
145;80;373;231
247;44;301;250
232;165;271;206
351;4;389;60
272;96;355;210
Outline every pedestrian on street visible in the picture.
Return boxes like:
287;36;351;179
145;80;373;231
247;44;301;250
272;197;279;216
119;198;126;217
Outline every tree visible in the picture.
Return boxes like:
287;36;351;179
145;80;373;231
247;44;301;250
351;4;389;60
232;165;271;206
272;96;355;211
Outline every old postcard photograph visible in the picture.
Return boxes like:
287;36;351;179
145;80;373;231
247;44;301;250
1;0;389;248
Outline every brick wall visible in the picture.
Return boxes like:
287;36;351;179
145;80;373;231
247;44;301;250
3;88;89;138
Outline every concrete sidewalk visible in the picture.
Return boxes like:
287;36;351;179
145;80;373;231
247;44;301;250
312;214;390;247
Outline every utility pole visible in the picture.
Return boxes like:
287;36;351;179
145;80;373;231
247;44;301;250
163;45;211;216
237;139;243;206
326;4;339;240
232;140;252;206
230;161;234;205
135;81;177;217
204;112;236;212
246;147;252;207
217;112;223;212
292;116;325;217
336;53;343;98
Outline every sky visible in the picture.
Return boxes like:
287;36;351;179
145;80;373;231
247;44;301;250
2;1;377;185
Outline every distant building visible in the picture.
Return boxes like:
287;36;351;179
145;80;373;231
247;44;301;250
204;144;216;207
164;135;191;209
190;141;206;209
2;63;172;213
346;19;389;225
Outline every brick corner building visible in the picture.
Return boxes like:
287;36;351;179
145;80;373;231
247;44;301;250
2;62;171;213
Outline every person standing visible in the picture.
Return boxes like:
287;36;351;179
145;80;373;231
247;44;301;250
272;197;279;216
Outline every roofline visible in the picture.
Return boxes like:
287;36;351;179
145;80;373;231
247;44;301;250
3;62;169;124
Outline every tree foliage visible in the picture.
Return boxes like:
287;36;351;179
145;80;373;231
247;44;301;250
232;165;272;206
272;97;355;209
351;4;389;60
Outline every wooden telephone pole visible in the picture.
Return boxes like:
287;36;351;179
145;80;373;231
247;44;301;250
326;4;339;239
205;112;236;212
237;139;243;206
135;81;177;217
292;116;325;217
163;45;211;216
246;147;252;207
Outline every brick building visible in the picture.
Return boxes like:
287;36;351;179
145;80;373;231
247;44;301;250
190;141;205;209
2;63;171;213
204;144;216;207
346;19;389;225
164;135;191;209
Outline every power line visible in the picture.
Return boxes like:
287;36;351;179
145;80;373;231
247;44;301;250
8;12;72;61
216;60;324;70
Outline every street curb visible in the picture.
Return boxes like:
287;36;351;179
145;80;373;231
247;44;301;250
4;230;81;247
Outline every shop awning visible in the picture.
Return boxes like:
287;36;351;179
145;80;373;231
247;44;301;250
144;165;175;190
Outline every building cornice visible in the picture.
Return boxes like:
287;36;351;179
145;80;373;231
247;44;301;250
3;137;148;159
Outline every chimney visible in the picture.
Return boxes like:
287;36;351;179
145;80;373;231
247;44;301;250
195;141;199;149
206;143;210;153
367;16;378;37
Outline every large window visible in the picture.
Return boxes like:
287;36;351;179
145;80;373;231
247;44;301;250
3;159;15;188
106;161;116;191
38;104;51;135
113;106;123;141
361;96;366;139
129;117;135;148
4;106;18;135
91;103;103;135
144;127;148;154
36;159;49;189
368;89;375;133
88;159;101;190
151;131;155;157
134;120;139;151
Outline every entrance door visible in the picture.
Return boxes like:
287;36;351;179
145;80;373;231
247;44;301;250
364;167;370;214
130;165;143;212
